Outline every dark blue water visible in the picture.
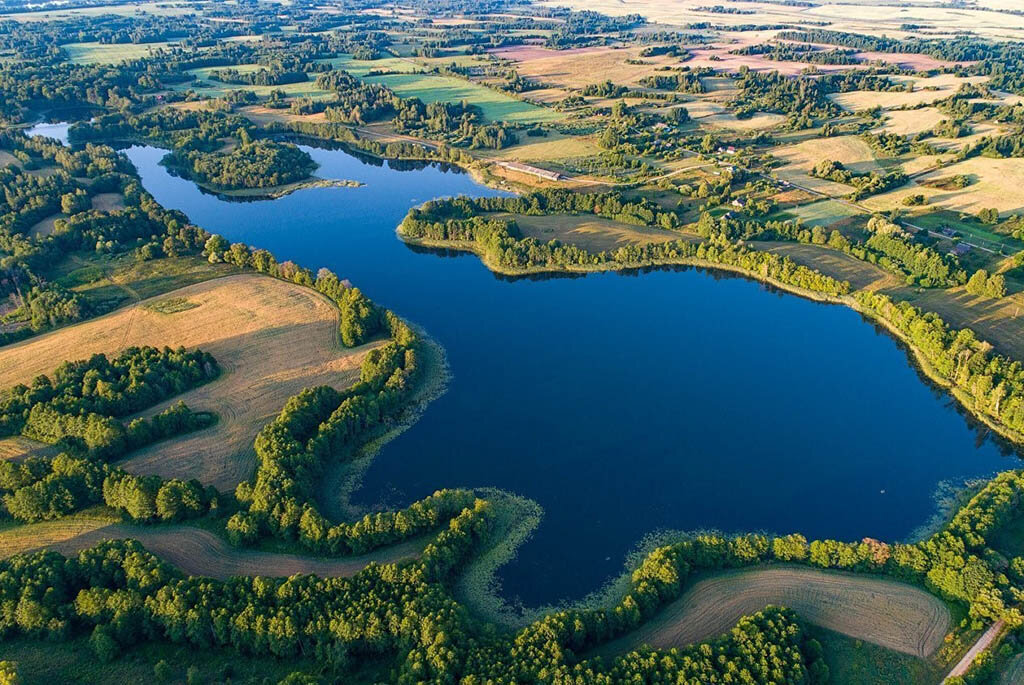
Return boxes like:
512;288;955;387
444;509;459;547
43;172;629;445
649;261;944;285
124;143;1015;606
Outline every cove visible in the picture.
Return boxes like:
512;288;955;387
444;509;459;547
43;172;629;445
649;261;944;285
123;142;1015;607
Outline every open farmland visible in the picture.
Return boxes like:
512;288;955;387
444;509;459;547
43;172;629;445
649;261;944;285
877;109;948;137
598;566;952;659
787;199;864;228
773;136;881;196
755;241;902;291
62;41;176;64
0;516;425;579
360;72;563;124
862;156;1024;215
830;75;990;111
0;274;378;490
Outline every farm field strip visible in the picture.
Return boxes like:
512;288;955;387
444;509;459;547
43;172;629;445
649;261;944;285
0;515;426;579
598;566;951;659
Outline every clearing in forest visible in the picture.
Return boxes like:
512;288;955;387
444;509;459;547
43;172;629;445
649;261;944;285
597;566;951;659
0;274;379;490
494;212;685;253
0;508;426;578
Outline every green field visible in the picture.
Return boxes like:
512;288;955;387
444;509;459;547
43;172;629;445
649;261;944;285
787;199;865;228
178;65;334;100
62;41;176;64
330;55;564;124
810;627;942;685
909;211;1024;253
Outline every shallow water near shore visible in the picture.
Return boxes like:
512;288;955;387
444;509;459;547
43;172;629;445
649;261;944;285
123;141;1015;607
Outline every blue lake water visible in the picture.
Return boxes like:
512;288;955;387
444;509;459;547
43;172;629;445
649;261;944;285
122;143;1015;606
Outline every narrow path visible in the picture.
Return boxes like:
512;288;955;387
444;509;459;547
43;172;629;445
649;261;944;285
944;619;1005;682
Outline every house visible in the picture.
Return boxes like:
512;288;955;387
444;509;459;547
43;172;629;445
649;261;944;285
951;243;971;256
731;197;747;209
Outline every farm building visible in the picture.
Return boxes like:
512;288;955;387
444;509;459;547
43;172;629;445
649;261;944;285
497;161;563;181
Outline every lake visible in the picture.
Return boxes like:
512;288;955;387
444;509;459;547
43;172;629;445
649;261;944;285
122;142;1014;607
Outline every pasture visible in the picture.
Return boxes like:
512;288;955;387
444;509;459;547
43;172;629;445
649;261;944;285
877;108;947;136
0;274;378;490
787;199;864;228
360;72;563;124
62;41;175;64
597;566;952;659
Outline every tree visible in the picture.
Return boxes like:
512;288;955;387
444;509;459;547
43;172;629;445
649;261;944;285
597;126;619;150
0;662;20;685
967;269;989;296
986;273;1007;299
978;208;1000;225
90;625;120;662
154;660;173;683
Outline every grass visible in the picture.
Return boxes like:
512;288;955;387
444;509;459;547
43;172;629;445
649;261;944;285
0;516;427;578
755;241;902;291
810;626;943;685
0;507;120;559
0;274;378;490
773;135;881;197
144;296;199;314
864;156;1024;216
909;211;1024;253
493;212;686;253
787;199;865;228
178;66;334;101
359;71;562;124
49;253;237;313
61;41;175;65
596;565;952;660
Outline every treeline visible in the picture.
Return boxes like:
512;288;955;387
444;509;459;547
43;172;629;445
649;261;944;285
732;42;862;65
209;68;308;86
699;212;966;288
856;289;1024;440
400;195;850;296
637;68;708;94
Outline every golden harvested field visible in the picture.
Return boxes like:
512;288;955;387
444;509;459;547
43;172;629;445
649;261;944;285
537;0;1024;41
863;157;1024;215
490;45;679;90
877;108;946;136
773;135;880;196
599;566;951;659
0;511;425;579
892;286;1024;362
756;242;901;291
0;437;58;462
497;213;684;252
830;76;990;111
0;274;378;490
